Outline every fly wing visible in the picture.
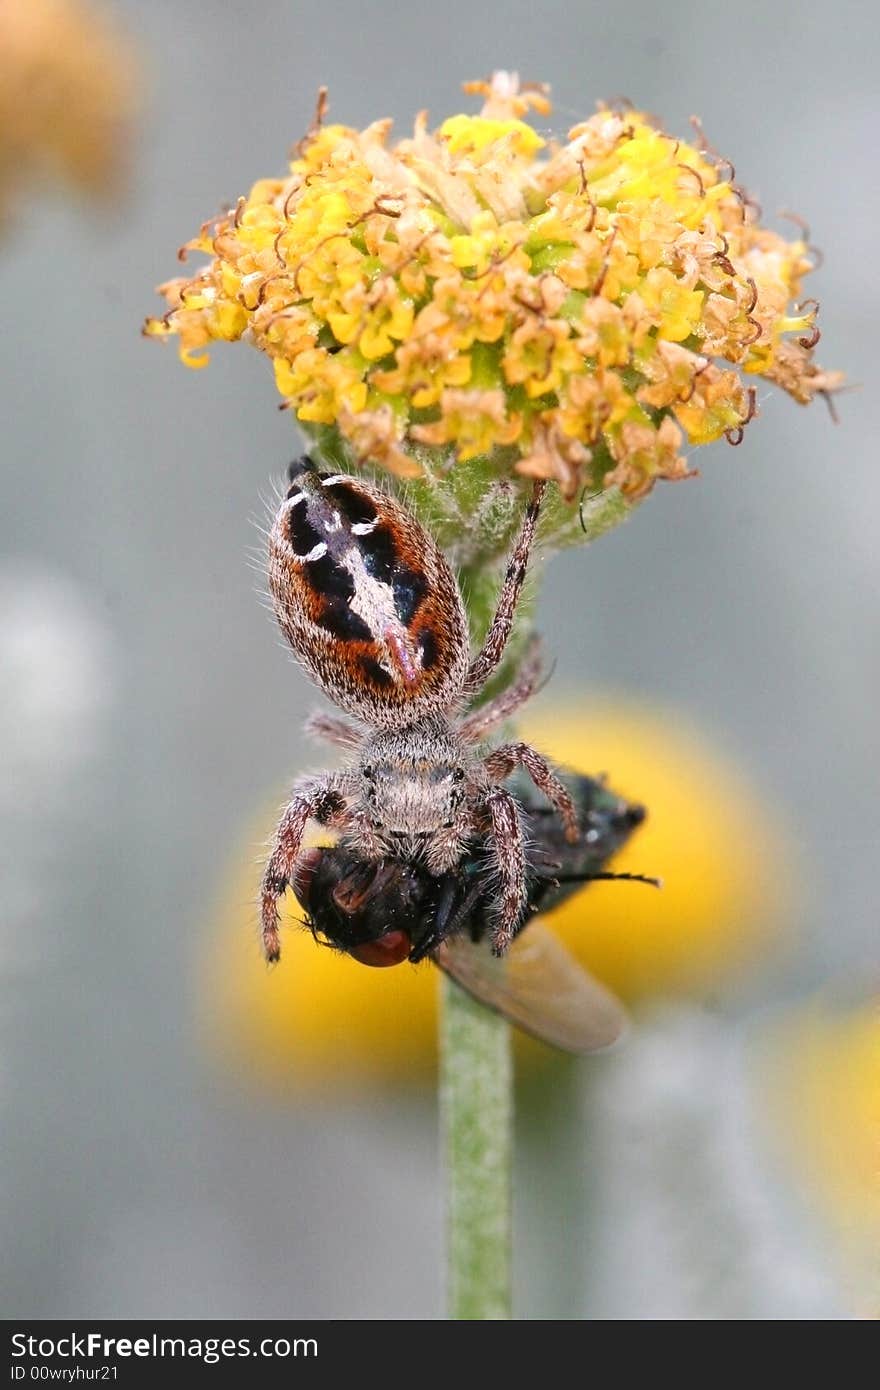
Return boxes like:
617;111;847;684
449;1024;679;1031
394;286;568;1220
434;922;627;1055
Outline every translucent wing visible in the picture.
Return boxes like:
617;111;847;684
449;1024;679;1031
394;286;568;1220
434;922;627;1055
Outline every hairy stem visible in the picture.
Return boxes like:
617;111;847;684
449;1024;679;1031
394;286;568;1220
440;975;513;1319
439;531;518;1321
433;468;626;1320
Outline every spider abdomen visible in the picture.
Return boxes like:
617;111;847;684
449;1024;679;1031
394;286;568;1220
268;458;469;727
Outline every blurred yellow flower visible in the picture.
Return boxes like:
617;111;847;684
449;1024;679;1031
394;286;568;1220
0;0;139;220
760;996;880;1309
201;701;795;1095
518;704;795;1000
146;73;840;502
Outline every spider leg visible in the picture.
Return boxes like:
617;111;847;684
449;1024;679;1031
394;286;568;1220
463;478;546;697
261;774;354;962
482;741;579;843
458;635;544;743
483;785;528;954
304;709;362;750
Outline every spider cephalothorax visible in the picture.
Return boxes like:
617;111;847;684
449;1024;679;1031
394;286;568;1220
261;455;577;961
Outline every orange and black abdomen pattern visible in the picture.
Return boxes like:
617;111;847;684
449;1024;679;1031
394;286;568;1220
268;459;469;728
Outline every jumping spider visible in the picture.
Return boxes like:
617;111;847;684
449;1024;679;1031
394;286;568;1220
261;456;577;962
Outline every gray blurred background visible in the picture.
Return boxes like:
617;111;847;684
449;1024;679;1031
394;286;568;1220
1;0;876;1319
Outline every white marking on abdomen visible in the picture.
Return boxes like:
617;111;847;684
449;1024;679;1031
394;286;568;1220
352;520;378;535
343;549;422;684
301;541;328;562
287;492;307;507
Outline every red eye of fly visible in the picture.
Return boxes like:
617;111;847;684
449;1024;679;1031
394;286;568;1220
349;931;411;968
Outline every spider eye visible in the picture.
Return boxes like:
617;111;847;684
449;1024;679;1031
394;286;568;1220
363;765;374;779
452;768;465;783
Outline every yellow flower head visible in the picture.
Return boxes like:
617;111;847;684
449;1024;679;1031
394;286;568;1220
0;0;139;220
146;73;841;501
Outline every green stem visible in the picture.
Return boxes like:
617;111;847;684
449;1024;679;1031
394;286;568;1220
440;975;513;1319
